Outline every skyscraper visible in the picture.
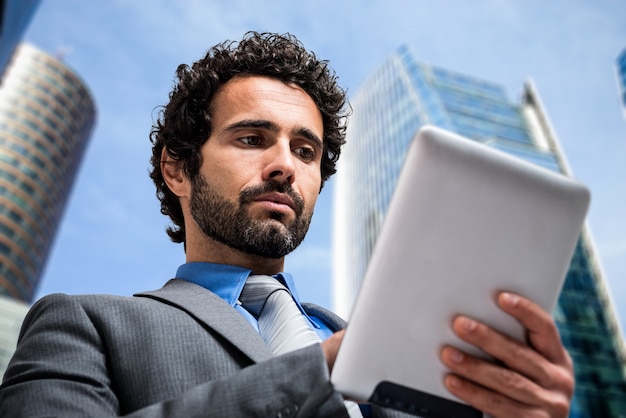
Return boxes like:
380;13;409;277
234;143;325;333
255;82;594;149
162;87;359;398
333;46;626;416
0;0;44;379
0;42;96;303
617;48;626;117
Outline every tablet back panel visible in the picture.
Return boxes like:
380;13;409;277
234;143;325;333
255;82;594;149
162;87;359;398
330;125;590;417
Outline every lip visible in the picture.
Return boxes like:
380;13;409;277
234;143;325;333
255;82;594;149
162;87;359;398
252;192;296;212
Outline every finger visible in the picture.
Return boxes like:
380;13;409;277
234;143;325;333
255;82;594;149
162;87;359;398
497;292;571;367
451;315;557;388
441;345;545;406
443;373;530;417
442;373;569;418
321;329;345;371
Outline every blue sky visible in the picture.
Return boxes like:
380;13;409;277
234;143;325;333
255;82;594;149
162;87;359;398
23;1;626;332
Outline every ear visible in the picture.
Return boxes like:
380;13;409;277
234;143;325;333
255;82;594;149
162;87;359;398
161;147;190;198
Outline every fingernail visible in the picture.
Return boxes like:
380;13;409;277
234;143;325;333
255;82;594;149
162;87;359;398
502;292;520;307
460;317;477;332
449;348;464;363
447;375;463;389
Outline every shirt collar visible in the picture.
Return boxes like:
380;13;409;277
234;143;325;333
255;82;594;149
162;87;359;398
174;263;314;326
175;262;250;306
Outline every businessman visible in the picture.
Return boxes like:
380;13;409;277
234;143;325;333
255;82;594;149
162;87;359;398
0;32;574;417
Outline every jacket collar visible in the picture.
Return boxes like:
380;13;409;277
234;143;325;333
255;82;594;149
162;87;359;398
134;278;273;363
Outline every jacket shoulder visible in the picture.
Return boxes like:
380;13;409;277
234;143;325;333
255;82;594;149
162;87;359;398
302;302;347;332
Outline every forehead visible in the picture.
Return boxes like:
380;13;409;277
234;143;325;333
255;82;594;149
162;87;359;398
209;75;323;135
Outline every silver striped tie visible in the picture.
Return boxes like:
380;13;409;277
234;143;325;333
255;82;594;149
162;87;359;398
240;275;363;418
240;275;320;355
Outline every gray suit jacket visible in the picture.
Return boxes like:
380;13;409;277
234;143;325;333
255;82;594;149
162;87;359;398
0;279;410;418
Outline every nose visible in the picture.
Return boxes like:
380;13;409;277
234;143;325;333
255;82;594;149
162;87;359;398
262;141;295;184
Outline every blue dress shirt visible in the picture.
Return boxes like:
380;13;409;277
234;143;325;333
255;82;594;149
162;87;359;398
175;262;335;340
175;262;372;417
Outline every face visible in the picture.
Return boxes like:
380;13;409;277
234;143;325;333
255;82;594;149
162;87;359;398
188;76;324;259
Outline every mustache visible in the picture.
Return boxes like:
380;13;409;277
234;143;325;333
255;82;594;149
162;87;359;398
239;180;305;216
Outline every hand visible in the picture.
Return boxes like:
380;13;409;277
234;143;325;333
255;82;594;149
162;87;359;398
321;329;346;372
440;292;574;417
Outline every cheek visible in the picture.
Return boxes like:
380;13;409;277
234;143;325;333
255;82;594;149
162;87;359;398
201;156;254;191
300;174;322;210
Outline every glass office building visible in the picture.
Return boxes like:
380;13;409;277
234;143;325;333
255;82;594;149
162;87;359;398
0;0;43;379
0;43;95;303
333;46;626;416
0;294;29;376
617;48;626;117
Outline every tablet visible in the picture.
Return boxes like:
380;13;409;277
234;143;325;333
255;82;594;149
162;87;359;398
330;125;590;417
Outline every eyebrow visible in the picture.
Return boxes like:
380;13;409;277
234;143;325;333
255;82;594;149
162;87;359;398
224;119;323;150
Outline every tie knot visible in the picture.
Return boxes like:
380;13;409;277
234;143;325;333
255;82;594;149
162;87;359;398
239;275;289;316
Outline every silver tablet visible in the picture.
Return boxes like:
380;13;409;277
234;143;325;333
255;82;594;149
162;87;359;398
330;125;590;417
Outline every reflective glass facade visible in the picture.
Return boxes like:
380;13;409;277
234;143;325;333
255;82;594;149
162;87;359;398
0;295;28;377
334;46;626;416
618;48;626;117
0;0;41;73
0;43;95;302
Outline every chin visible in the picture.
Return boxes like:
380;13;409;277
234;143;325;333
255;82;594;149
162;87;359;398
263;218;291;233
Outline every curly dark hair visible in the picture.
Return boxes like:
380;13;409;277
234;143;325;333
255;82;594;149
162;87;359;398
149;31;349;244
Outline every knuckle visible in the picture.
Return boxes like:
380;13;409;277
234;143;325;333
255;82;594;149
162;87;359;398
496;367;523;389
559;370;575;398
547;364;575;395
508;341;527;360
563;350;574;372
481;390;505;412
548;395;571;417
534;371;573;417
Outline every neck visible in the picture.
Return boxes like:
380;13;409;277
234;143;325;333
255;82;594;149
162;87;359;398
185;235;285;275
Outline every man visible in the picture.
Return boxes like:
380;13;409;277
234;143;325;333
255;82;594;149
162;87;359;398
0;32;573;417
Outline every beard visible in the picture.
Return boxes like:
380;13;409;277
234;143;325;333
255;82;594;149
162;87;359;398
189;174;313;259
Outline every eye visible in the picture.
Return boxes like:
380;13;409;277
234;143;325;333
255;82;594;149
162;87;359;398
294;146;317;162
239;136;262;147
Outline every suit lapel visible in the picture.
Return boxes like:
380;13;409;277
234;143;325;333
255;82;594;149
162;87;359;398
135;279;273;363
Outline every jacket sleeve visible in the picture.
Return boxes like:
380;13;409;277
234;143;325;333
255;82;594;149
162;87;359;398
0;294;349;418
